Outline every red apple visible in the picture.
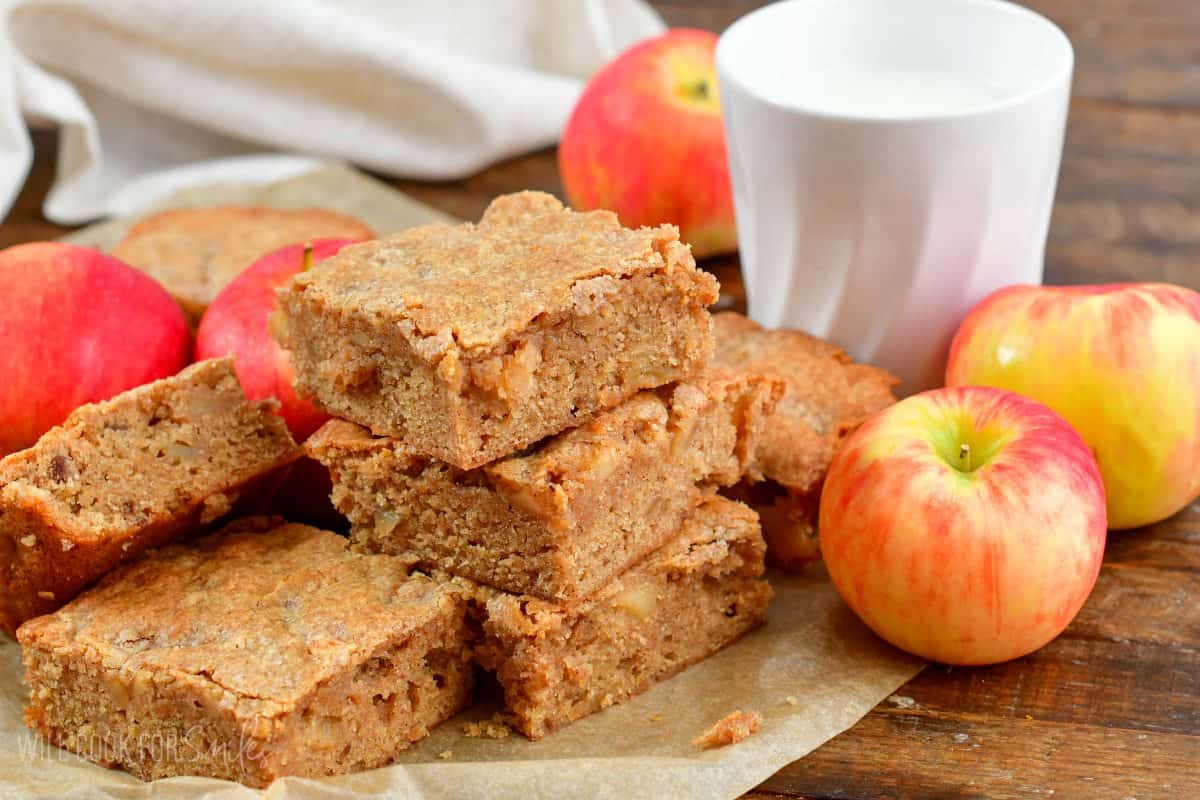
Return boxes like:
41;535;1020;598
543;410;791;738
559;28;736;258
820;386;1107;665
947;282;1200;530
0;242;191;456
195;238;357;440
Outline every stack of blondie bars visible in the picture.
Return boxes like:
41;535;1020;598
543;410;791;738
11;191;808;787
294;192;782;740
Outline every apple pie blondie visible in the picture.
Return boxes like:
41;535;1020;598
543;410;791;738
307;370;781;601
112;205;374;323
713;313;898;568
0;358;299;632
19;520;473;787
473;494;771;739
278;191;719;469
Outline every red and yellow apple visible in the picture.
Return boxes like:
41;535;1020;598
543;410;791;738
0;242;191;456
195;238;357;440
820;386;1106;665
946;283;1200;530
558;28;736;258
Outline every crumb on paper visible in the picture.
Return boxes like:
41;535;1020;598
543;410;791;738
889;694;917;709
692;710;762;750
1025;714;1034;721
648;714;663;722
462;714;511;739
19;535;36;548
437;750;452;760
785;696;799;707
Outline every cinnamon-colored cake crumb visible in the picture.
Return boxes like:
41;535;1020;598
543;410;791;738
112;205;373;323
0;358;299;632
693;710;762;749
713;312;897;568
278;191;718;469
18;521;473;788
309;370;780;602
472;494;772;739
461;714;512;739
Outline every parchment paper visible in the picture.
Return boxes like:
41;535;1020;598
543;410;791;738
1;165;924;799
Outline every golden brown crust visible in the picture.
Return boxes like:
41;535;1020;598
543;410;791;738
289;191;712;355
18;522;473;786
112;205;374;321
19;523;447;705
713;312;898;494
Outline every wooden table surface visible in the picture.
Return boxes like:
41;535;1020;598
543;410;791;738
3;2;1198;798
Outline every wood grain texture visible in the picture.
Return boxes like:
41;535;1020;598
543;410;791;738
1;2;1198;798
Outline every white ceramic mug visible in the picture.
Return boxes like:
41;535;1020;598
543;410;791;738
716;0;1073;392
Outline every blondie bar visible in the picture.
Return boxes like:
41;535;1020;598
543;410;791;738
278;191;719;469
19;520;473;787
473;494;772;739
112;205;374;323
0;359;299;632
307;370;781;601
713;313;897;568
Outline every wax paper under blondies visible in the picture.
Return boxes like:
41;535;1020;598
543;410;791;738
0;165;923;800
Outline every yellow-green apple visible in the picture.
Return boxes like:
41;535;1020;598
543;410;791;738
195;238;357;440
946;283;1200;530
558;28;736;258
820;386;1106;665
0;242;191;456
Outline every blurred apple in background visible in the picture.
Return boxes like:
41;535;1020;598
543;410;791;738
820;386;1106;665
559;28;736;258
946;283;1200;530
196;238;361;527
196;238;358;441
0;242;191;456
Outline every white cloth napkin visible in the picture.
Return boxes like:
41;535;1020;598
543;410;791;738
0;0;663;224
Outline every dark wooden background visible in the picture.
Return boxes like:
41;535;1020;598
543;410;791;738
2;2;1198;798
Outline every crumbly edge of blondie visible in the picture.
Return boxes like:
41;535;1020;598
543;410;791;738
0;359;300;631
308;371;781;601
723;479;823;571
473;495;772;739
283;261;717;469
20;606;473;786
711;311;898;493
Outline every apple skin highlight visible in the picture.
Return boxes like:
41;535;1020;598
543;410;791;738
946;282;1200;530
0;242;191;456
196;238;359;441
558;28;737;258
820;386;1107;666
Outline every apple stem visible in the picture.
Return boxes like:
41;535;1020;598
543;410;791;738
302;243;314;272
959;443;971;472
